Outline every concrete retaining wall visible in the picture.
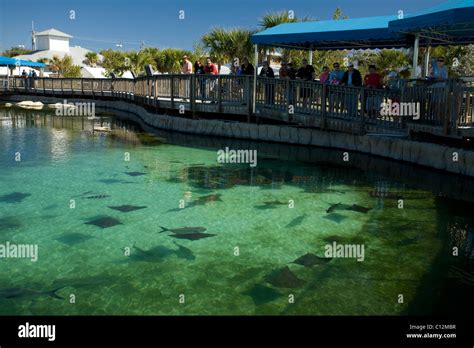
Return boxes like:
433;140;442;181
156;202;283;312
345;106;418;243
4;95;474;177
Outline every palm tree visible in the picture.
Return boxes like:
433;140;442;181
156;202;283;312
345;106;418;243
258;11;311;64
155;48;193;73
125;50;155;76
84;51;99;67
48;55;81;77
201;27;254;71
201;27;231;70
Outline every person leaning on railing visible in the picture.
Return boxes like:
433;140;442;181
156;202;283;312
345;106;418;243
296;59;315;109
194;60;206;100
364;65;383;118
340;63;362;117
204;58;218;101
259;61;275;106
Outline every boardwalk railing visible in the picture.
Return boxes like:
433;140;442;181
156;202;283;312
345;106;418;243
1;75;473;135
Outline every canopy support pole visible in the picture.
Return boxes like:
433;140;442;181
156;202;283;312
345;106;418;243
252;44;258;114
424;39;431;77
308;49;313;65
412;33;420;79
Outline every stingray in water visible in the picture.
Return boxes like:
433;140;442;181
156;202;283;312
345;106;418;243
0;216;22;231
55;233;95;246
130;242;195;262
129;243;177;262
348;204;371;214
85;216;122;229
323;213;348;224
292;253;333;267
263;200;288;206
0;286;65;300
125;171;146;177
173;242;196;260
159;226;207;234
265;266;306;288
325;202;371;214
0;192;31;204
170;232;216;241
242;284;282;305
285;214;307;228
108;205;147;213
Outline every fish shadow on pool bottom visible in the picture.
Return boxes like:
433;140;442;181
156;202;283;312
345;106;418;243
117;242;196;263
0;216;22;232
0;192;32;204
55;233;96;246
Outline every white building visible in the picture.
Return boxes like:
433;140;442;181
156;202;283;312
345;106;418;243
13;28;113;78
35;28;72;52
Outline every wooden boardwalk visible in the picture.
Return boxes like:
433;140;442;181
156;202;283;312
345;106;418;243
1;75;473;138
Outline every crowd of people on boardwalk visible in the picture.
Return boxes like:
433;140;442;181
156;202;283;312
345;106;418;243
180;54;450;114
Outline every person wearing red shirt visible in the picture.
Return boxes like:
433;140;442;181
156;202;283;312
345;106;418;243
205;58;218;75
364;65;382;88
203;58;218;101
364;65;383;117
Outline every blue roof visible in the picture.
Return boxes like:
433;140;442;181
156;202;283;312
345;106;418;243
251;15;406;50
389;0;474;44
0;56;46;67
251;0;474;49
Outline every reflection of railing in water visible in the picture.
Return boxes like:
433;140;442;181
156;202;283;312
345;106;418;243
1;75;473;135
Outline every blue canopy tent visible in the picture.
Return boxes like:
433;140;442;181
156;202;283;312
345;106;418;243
250;0;474;95
0;56;46;68
389;0;474;44
388;0;474;77
251;15;406;51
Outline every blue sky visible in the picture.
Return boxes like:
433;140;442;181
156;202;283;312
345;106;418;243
0;0;446;53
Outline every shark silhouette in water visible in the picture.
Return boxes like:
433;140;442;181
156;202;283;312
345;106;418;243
0;192;31;203
159;226;207;234
325;202;371;214
158;226;216;241
128;242;195;262
254;200;289;210
291;253;333;267
108;205;147;213
0;286;65;300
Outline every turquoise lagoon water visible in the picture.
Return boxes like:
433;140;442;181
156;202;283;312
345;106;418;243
0;106;473;315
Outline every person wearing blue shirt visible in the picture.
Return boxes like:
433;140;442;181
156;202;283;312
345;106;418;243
328;62;344;85
431;57;448;80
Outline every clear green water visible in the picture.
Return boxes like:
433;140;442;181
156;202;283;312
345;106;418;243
0;107;473;315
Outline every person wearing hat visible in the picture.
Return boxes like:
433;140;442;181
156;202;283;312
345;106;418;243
386;71;401;91
181;55;192;74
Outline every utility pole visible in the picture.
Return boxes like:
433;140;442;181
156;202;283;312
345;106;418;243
31;21;36;51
